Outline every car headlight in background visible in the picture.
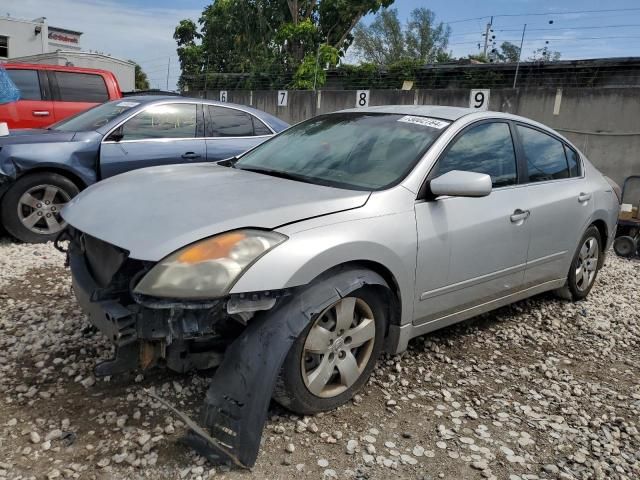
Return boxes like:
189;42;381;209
133;229;287;299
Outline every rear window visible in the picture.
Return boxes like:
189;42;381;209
205;106;257;137
55;72;109;103
517;125;569;182
6;69;41;100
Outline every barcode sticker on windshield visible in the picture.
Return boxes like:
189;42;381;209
116;101;140;107
398;116;450;129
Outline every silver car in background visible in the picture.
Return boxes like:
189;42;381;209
61;106;620;466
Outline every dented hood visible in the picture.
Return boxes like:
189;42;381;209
62;163;370;261
0;129;76;145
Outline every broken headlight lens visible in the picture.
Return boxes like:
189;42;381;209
133;230;286;299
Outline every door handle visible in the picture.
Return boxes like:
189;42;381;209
32;110;50;117
578;192;592;203
510;209;530;223
181;152;201;160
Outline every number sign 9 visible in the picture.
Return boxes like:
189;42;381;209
278;90;288;107
470;89;490;111
356;90;370;108
219;90;227;102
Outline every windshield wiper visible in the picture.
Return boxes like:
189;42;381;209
236;166;316;184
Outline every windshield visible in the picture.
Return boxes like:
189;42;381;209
50;100;141;132
235;112;449;190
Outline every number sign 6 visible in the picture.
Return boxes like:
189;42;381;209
219;90;227;102
470;89;490;111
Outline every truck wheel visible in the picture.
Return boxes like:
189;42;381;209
273;287;387;415
1;172;79;243
613;236;636;257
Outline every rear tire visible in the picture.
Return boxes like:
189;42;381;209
0;172;79;243
273;287;387;415
567;226;602;301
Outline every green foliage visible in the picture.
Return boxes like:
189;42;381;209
530;46;561;62
291;44;340;89
494;41;521;63
131;62;150;90
352;7;451;65
174;0;395;90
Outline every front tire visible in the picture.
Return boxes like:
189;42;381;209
273;287;387;415
567;226;602;300
0;172;79;243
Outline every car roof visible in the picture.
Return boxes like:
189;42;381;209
337;105;475;121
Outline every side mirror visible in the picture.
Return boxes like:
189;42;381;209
429;170;492;198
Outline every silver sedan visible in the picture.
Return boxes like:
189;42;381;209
61;106;620;466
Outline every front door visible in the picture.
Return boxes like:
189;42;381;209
414;121;530;324
99;102;206;179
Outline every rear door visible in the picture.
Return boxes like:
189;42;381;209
204;105;273;161
2;68;54;129
99;102;206;178
515;124;594;285
51;71;109;123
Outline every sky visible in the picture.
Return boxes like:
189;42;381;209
3;0;640;90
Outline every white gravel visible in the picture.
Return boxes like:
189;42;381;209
0;238;638;480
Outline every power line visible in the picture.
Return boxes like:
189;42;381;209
450;23;640;37
443;7;640;25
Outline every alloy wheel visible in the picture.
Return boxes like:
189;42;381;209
301;297;376;398
17;184;70;235
575;236;599;292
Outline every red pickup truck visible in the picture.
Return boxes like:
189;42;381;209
0;63;122;129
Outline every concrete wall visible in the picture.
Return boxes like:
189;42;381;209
194;87;640;188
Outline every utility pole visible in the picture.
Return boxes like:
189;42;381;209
513;24;527;89
203;57;210;98
482;16;493;57
312;45;321;91
166;57;170;91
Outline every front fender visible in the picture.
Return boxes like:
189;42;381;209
230;210;418;326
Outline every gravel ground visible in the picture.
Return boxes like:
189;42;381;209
0;238;638;480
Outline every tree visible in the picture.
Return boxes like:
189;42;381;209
174;0;394;90
491;41;521;63
529;45;561;62
131;62;150;90
352;8;451;65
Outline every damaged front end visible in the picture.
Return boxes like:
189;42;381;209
62;227;388;468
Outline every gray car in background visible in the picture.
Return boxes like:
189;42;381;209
61;106;619;466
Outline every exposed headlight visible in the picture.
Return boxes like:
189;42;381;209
133;230;286;299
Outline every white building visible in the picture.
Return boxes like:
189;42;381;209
0;16;82;59
1;15;135;92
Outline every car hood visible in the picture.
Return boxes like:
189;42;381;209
62;163;370;261
0;129;76;145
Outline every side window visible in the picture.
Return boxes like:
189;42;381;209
55;72;109;102
120;104;197;140
564;145;581;177
206;106;254;137
0;35;8;58
433;122;517;188
252;116;272;136
517;125;569;182
6;69;42;100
